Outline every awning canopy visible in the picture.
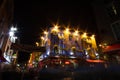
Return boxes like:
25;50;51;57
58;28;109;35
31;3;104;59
103;44;120;53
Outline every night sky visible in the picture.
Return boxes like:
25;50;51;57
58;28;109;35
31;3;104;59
14;0;96;45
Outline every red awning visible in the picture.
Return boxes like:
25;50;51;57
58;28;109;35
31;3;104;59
103;44;120;52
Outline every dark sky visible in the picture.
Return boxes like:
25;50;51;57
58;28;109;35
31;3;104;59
14;0;96;45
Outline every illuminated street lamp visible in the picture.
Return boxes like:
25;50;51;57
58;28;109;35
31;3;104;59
9;27;17;37
74;30;79;36
43;31;48;40
51;25;59;34
64;28;70;34
90;35;95;39
9;27;17;43
82;32;87;39
36;42;39;46
73;30;79;41
10;27;17;31
44;31;48;35
64;28;70;39
9;31;14;37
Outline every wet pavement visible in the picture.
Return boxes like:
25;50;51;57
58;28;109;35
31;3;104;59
1;70;120;80
1;63;120;80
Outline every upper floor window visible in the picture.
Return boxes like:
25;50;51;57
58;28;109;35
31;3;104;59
111;21;120;41
106;3;118;19
112;5;117;15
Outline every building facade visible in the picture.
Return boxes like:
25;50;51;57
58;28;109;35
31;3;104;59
39;25;98;60
92;0;120;62
0;0;14;62
92;0;120;46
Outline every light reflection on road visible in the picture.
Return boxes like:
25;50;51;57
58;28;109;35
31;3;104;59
62;77;73;80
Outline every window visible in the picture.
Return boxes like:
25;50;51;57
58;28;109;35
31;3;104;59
106;3;118;19
112;5;117;15
111;21;120;40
